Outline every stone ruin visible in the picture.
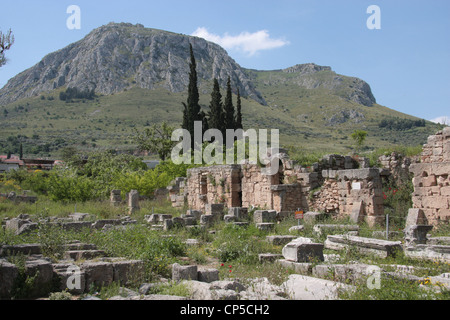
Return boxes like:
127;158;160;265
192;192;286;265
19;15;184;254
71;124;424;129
166;150;385;227
409;127;450;225
165;127;450;228
0;191;37;204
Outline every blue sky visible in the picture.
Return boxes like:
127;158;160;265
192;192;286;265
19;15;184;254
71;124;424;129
1;0;449;123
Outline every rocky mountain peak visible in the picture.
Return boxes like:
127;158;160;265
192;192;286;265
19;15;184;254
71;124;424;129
0;22;266;105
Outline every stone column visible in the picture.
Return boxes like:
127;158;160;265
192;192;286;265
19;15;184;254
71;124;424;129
127;190;140;215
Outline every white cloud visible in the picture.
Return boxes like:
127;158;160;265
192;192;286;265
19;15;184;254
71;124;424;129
192;27;289;56
430;116;450;125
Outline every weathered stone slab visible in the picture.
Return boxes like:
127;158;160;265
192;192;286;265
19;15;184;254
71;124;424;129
266;235;297;246
144;214;161;224
60;221;92;231
69;212;91;221
289;225;305;233
405;208;428;227
404;245;450;263
172;263;198;281
324;235;403;258
112;260;145;286
205;204;225;216
197;268;220;283
429;273;450;289
16;222;38;235
91;219;121;229
183;216;196;226
64;250;106;261
52;262;86;294
25;259;54;298
350;201;364;224
303;211;327;223
256;223;275;231
200;214;215;227
404;225;433;246
233;222;249;227
313;224;360;236
258;253;283;263
81;261;114;289
0;259;19;299
159;214;173;222
163;219;174;231
5;218;30;233
228;207;248;220
253;210;277;224
0;243;42;257
312;263;376;284
282;238;324;263
186;210;202;220
283;274;353;300
223;215;236;223
427;237;450;246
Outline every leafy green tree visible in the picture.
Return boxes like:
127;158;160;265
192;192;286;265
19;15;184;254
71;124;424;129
351;130;368;153
133;122;176;161
0;29;14;68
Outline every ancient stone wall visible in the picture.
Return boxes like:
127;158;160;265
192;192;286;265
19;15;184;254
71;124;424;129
240;163;279;210
378;152;415;184
409;127;450;225
186;165;241;212
309;168;384;227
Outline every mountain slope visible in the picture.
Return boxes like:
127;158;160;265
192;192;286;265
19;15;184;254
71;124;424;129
0;22;442;158
0;22;265;105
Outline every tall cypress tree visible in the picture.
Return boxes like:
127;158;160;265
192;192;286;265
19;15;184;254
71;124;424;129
182;43;204;149
208;78;224;135
223;76;235;131
235;88;243;130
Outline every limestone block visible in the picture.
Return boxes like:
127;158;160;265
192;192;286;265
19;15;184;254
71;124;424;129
255;223;275;231
255;253;282;264
282;238;324;263
205;203;225;216
200;214;215;227
81;261;114;289
404;225;433;246
52;262;86;294
25;259;54;298
253;210;277;223
313;224;359;236
266;235;297;246
64;250;106;261
112;260;145;286
404;245;450;263
350;201;364;223
405;208;428;227
197;268;219;283
0;259;19;299
172;263;198;281
0;244;42;257
228;207;248;219
155;214;171;223
224;215;236;223
324;235;402;258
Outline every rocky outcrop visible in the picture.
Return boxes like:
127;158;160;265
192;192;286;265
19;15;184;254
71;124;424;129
247;62;376;107
0;22;265;105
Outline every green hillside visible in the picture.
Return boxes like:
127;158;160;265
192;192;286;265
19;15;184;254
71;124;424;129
0;79;442;160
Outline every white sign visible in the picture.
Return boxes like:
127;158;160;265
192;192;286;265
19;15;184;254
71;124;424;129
352;182;361;190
